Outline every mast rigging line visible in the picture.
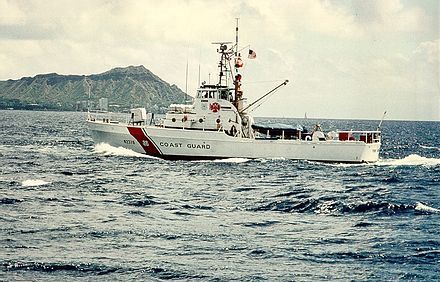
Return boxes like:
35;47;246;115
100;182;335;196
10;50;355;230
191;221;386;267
239;79;289;114
237;44;250;55
245;80;287;84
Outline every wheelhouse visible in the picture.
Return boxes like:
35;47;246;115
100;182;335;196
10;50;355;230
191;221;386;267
196;86;234;102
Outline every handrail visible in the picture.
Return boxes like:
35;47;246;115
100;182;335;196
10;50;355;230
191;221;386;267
336;130;381;133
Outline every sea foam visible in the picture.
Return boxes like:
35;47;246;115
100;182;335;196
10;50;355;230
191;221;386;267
94;143;158;159
377;154;440;167
419;145;440;151
415;202;440;213
21;179;51;187
212;158;250;163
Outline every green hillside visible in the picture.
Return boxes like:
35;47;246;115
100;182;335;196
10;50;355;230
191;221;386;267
0;65;191;112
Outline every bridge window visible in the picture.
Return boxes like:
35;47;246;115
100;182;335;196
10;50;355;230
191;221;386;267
219;90;228;100
197;90;208;98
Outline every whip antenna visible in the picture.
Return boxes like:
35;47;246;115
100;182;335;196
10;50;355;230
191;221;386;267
235;18;239;56
377;111;387;131
85;78;91;119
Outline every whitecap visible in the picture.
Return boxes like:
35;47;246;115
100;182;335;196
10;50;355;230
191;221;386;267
377;154;440;167
192;157;251;163
264;157;287;162
21;179;51;187
94;143;158;159
419;145;440;151
212;158;250;163
415;202;440;213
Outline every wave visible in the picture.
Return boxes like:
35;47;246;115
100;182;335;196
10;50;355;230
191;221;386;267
321;162;367;168
419;145;440;151
196;157;289;164
145;266;207;280
340;201;413;214
94;143;159;159
318;154;439;168
2;259;209;280
213;157;250;163
181;204;213;210
125;198;159;207
2;261;118;275
21;179;50;187
121;194;160;207
377;154;440;167
0;198;22;205
252;199;440;215
240;220;280;228
415;202;440;213
256;157;287;163
193;157;250;163
252;199;319;213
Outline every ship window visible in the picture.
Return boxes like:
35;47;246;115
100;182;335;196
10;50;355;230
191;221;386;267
219;90;228;100
197;90;209;98
197;90;217;99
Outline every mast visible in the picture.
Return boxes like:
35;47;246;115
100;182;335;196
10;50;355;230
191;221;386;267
218;44;226;85
212;42;231;86
185;60;188;103
211;21;240;88
198;64;200;87
233;19;242;110
235;18;239;56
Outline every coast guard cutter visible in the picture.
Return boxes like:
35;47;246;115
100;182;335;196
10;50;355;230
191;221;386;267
87;23;381;163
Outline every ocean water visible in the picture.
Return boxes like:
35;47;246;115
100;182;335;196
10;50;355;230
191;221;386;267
0;110;439;281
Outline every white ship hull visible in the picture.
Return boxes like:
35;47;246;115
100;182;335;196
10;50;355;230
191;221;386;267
88;120;380;163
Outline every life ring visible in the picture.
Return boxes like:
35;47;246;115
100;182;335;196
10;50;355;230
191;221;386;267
182;115;188;122
305;135;312;141
209;102;221;113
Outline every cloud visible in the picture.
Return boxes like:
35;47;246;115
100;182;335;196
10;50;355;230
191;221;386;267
349;0;428;33
0;0;25;25
413;39;440;64
0;24;61;40
0;0;437;120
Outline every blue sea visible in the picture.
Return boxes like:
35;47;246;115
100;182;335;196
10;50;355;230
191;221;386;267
1;110;439;281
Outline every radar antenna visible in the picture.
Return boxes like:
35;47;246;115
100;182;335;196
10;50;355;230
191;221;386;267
212;42;233;86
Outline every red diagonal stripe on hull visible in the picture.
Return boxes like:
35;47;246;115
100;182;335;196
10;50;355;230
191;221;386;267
127;127;161;156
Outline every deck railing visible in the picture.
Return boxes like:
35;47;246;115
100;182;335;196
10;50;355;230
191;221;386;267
336;131;381;143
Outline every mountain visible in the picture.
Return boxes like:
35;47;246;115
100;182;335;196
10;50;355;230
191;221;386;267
0;65;191;112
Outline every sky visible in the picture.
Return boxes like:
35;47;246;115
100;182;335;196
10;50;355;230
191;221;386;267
0;0;438;121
